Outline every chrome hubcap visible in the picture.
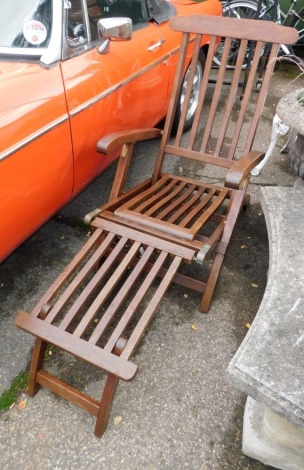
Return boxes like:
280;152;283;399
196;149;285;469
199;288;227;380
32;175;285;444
180;62;202;122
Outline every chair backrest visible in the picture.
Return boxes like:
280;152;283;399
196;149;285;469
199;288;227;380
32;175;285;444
152;15;298;183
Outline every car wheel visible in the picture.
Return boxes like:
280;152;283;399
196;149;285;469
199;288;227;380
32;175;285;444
172;49;205;133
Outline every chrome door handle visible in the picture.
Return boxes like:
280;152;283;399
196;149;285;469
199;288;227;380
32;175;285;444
147;40;165;51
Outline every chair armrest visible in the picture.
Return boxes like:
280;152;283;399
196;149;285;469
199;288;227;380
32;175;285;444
97;128;163;154
225;151;265;189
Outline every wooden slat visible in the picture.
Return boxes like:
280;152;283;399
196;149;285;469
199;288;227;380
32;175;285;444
103;250;169;353
86;240;207;295
175;33;202;146
158;184;199;221
168;185;210;224
96;177;153;214
214;40;248;157
170;15;299;44
200;37;232;154
112;210;196;240
89;245;155;346
173;190;215;230
145;180;189;217
180;188;229;230
243;43;280;155
187;34;218;151
15;311;138;381
93;218;196;259
120;255;183;360
45;232;116;325
117;174;170;212
151;31;190;184
164;145;233;168
136;178;177;214
228;41;264;160
98;211;205;252
72;240;140;338
31;229;103;317
58;236;128;331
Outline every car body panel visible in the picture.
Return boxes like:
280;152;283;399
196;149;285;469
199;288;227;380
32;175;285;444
0;0;222;262
61;21;169;192
0;62;73;258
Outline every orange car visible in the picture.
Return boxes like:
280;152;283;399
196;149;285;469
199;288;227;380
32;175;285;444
0;0;222;262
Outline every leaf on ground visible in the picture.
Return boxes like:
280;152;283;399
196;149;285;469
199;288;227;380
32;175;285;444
251;283;259;288
191;323;197;331
18;399;27;410
246;323;251;329
184;294;188;298
114;415;123;426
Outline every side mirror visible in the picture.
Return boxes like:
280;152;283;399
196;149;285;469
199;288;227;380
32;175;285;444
97;18;132;54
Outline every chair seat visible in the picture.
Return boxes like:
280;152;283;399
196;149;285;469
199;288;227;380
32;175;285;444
114;174;230;241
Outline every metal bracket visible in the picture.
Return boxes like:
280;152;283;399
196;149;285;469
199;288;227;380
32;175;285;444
251;114;290;176
84;208;102;226
195;244;211;265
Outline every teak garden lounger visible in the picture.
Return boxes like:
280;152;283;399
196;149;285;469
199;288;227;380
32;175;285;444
15;15;298;437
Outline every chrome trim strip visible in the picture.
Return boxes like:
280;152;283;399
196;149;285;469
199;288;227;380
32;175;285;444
70;52;172;116
0;115;69;163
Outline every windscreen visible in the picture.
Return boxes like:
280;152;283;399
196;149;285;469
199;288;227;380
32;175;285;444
0;0;52;48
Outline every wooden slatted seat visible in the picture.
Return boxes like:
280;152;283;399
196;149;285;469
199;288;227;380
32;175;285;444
15;15;298;437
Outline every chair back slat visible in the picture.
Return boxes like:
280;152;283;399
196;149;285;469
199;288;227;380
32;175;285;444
150;15;298;182
227;40;264;160
243;42;280;155
199;36;233;154
187;34;218;151
213;39;248;157
175;33;202;147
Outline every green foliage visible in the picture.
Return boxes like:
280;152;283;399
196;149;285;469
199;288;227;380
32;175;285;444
0;372;28;411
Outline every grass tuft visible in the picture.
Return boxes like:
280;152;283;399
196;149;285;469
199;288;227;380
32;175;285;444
0;372;28;412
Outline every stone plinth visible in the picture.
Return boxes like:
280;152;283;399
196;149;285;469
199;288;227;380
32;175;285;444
276;88;304;136
243;397;304;470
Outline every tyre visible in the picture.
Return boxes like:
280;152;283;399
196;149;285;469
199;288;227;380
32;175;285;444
290;6;304;57
213;0;259;68
172;49;205;133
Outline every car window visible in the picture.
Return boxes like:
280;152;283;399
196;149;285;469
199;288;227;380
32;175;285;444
66;0;88;47
87;0;149;40
0;0;52;49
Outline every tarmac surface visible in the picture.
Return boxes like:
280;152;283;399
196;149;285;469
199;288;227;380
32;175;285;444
0;65;303;470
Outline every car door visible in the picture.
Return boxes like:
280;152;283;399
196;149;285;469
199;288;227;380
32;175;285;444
0;0;73;261
60;0;170;194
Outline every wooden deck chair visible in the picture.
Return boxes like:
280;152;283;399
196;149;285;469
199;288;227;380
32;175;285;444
15;15;298;437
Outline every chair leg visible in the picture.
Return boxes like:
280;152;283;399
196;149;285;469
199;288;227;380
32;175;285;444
94;374;119;438
200;187;248;313
199;252;224;313
27;338;48;396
